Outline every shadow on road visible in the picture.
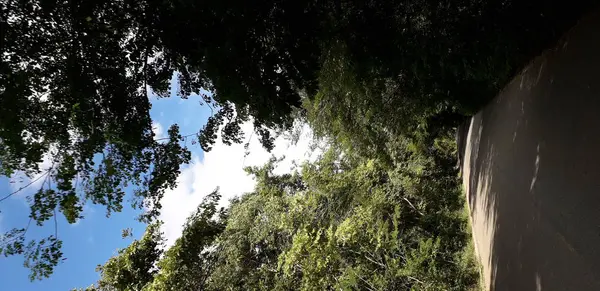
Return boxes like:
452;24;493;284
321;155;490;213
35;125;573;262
463;8;600;290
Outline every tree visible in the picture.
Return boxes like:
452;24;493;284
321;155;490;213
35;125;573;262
80;132;480;290
95;223;164;291
78;190;226;291
208;162;304;290
145;189;226;291
0;0;308;277
2;0;192;278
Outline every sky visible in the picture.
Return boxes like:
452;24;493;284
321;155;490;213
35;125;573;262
0;75;316;290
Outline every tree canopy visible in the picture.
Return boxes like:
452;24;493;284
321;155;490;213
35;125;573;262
1;0;595;280
79;129;480;290
76;190;226;291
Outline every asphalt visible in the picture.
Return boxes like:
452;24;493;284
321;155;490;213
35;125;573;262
461;8;600;291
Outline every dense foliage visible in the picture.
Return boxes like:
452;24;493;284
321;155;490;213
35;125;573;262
82;190;226;291
2;0;595;279
77;129;479;290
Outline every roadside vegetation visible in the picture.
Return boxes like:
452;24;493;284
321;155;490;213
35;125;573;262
79;128;482;290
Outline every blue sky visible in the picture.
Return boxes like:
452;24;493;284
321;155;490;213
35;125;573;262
0;75;315;290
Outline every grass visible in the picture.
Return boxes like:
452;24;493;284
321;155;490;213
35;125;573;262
459;189;484;291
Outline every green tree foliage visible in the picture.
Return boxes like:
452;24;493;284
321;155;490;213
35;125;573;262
95;223;164;291
2;0;594;279
82;131;479;290
208;163;304;290
145;189;226;291
78;191;226;291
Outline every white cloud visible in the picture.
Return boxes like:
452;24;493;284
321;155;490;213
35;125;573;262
152;121;166;140
158;122;320;246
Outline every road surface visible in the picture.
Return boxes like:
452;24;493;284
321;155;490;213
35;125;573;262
461;8;600;291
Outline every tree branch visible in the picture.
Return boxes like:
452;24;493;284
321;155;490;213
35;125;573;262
0;217;33;247
357;273;378;291
402;197;424;216
154;132;197;142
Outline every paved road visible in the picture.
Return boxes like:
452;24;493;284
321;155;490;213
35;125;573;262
461;8;600;291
